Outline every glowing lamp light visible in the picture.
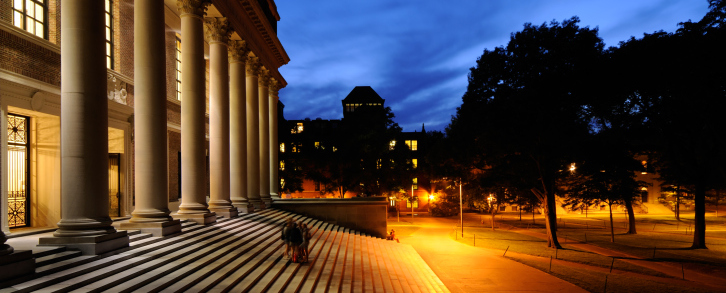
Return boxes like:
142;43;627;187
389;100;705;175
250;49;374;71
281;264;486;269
429;195;435;200
569;163;576;172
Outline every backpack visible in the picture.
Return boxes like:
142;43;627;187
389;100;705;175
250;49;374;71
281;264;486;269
281;226;288;241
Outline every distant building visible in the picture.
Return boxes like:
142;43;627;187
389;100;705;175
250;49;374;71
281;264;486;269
278;86;432;213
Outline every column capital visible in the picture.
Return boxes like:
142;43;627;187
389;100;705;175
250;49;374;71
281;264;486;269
269;78;280;96
176;0;211;18
246;55;261;76
204;17;231;44
229;40;250;63
258;67;270;87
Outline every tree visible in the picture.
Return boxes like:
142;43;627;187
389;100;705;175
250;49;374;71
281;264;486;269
613;1;726;248
449;17;604;248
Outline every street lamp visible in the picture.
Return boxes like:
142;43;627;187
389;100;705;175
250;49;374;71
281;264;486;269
459;179;463;237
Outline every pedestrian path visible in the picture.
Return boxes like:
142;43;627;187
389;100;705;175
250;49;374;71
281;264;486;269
394;217;586;293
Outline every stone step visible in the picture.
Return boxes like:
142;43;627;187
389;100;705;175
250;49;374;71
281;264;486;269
265;222;331;292
3;209;450;293
35;250;83;267
11;210;287;292
31;246;67;258
92;210;292;293
254;219;326;293
299;225;342;292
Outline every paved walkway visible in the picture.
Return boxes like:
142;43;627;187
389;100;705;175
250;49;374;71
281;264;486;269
393;216;586;293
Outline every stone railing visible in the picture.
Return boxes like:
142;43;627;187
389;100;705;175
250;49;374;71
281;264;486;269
271;197;388;238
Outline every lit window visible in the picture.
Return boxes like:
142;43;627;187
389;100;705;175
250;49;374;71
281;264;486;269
332;146;337;152
279;143;285;153
279;160;285;171
376;159;381;169
291;142;301;153
413;177;418;189
412;158;418;169
280;178;285;189
105;0;114;69
315;142;320;149
389;140;396;150
406;199;419;208
296;122;304;133
175;36;182;100
405;140;418;151
12;0;47;39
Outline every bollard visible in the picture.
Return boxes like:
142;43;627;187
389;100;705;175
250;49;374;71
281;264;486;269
550;256;552;271
604;275;608;293
503;245;510;257
610;258;615;273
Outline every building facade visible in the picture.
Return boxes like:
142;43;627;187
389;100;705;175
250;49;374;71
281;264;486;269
278;86;433;213
1;0;288;256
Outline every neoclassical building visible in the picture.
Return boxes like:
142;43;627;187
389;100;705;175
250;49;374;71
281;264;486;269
1;0;288;256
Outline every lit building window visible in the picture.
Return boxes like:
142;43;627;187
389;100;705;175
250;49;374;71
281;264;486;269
12;0;47;39
413;177;418;189
279;143;285;153
279;160;285;171
389;140;396;150
175;36;182;101
105;0;114;69
376;159;381;169
280;178;285;189
296;122;304;133
332;146;337;152
412;158;418;169
406;199;419;208
405;140;418;151
315;141;320;149
291;142;301;153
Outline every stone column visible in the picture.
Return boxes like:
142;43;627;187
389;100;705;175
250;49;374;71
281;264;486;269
119;0;182;237
173;0;216;225
268;78;281;199
246;54;263;209
258;68;271;207
38;0;128;255
229;40;253;213
205;17;237;218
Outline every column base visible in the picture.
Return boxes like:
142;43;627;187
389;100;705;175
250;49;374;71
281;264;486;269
38;231;129;255
0;250;35;281
209;207;238;218
235;203;255;214
120;220;182;237
250;200;266;210
173;212;217;225
262;198;272;208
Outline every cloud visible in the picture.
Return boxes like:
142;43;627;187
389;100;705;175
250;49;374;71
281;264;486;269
277;0;710;132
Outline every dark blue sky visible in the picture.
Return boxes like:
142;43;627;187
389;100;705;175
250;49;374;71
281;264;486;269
276;0;709;132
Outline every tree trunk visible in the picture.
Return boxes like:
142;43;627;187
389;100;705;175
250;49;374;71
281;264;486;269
608;201;615;243
692;183;707;249
531;188;562;248
625;197;637;234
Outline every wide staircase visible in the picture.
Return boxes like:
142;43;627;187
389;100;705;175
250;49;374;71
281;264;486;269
1;209;448;293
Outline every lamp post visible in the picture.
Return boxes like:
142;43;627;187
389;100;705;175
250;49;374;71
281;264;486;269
411;185;414;223
460;179;463;237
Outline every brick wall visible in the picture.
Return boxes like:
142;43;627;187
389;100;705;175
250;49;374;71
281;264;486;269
49;0;60;45
0;0;11;24
0;30;61;86
165;27;176;102
117;0;134;77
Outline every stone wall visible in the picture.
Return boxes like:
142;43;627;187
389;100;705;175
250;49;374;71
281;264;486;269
272;197;388;238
